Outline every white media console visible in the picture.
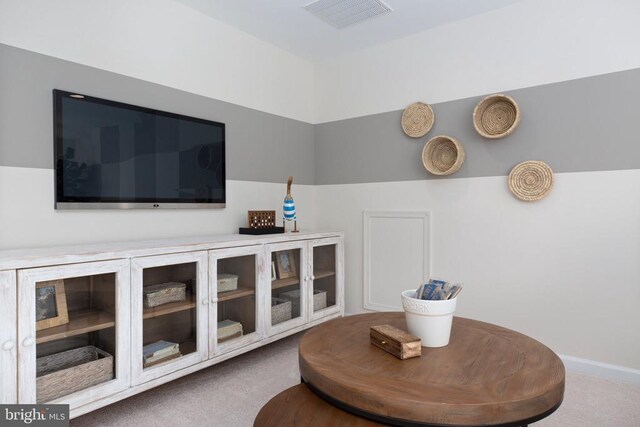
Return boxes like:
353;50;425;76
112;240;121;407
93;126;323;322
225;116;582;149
0;231;344;418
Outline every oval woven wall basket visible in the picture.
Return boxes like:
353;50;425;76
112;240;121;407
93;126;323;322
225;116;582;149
422;135;465;176
508;160;553;201
402;102;434;138
473;94;521;139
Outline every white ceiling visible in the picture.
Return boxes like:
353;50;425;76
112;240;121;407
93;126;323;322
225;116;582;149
174;0;523;60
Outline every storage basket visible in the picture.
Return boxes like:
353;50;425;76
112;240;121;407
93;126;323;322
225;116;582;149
279;289;327;316
36;346;113;403
143;282;186;308
422;136;465;176
508;160;553;201
473;94;521;139
401;102;434;138
271;297;292;325
217;273;238;292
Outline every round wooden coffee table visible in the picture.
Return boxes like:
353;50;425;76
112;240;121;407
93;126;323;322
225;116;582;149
299;313;565;426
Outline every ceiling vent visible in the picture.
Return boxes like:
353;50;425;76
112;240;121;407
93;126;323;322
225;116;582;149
304;0;393;29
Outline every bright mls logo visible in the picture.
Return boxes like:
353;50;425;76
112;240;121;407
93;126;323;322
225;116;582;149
0;405;68;426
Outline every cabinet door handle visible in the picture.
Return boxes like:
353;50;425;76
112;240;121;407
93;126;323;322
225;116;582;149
311;275;315;281
22;337;35;347
211;297;218;304
2;341;15;351
202;298;210;306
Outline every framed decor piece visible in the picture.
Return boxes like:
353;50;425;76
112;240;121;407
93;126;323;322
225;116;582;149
271;261;277;281
275;250;297;279
35;279;69;331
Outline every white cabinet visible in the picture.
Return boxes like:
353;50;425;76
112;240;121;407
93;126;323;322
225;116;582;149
309;237;344;321
0;270;17;404
1;231;343;417
266;237;344;335
209;245;265;355
266;240;310;336
131;251;208;385
17;260;130;408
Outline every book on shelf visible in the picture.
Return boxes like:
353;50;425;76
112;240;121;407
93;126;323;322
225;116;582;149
143;340;179;362
217;319;243;342
143;351;182;368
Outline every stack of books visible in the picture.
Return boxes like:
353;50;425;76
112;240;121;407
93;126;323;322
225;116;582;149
143;340;181;368
217;319;243;343
415;278;462;301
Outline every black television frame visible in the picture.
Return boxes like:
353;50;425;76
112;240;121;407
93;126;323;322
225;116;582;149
53;89;226;209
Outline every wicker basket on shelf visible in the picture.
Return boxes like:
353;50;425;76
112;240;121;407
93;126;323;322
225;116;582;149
473;94;521;139
36;346;113;403
421;135;465;176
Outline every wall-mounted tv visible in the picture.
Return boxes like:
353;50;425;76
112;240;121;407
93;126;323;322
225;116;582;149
53;89;225;209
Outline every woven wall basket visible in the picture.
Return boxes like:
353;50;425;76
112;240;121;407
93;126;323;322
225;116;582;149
422;135;465;176
508;161;553;201
402;102;434;138
473;94;521;139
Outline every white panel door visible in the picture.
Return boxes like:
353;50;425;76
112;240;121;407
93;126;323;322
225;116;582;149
17;259;130;408
131;251;208;386
0;270;17;404
364;211;431;311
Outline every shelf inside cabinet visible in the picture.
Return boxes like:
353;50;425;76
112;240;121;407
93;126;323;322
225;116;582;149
218;287;255;302
36;309;115;344
143;293;197;320
272;277;300;290
314;270;335;280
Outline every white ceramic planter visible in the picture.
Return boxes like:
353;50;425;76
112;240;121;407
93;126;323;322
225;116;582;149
401;289;457;348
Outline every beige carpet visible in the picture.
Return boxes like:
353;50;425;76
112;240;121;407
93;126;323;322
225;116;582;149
72;333;640;427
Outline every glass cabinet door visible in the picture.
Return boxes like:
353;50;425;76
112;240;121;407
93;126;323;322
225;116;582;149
209;246;264;355
310;237;344;320
17;260;130;408
0;270;17;404
266;241;308;335
131;252;208;385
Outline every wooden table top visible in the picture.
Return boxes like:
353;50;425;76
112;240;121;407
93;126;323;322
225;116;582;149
299;313;565;426
254;384;385;426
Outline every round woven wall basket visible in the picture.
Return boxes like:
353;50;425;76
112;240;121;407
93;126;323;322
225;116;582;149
473;94;521;139
402;102;434;138
508;160;553;201
422;135;465;176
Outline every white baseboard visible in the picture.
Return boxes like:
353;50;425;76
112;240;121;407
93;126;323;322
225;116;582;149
560;354;640;386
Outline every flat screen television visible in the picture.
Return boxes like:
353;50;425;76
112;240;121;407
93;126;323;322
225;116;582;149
53;89;225;209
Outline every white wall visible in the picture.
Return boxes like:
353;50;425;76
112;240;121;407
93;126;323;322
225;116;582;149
316;170;640;369
0;166;316;249
314;0;640;123
0;0;315;123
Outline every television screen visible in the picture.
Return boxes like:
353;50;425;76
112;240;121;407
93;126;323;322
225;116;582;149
53;89;225;209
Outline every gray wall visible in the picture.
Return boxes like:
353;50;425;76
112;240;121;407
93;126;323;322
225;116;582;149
0;44;316;185
315;68;640;184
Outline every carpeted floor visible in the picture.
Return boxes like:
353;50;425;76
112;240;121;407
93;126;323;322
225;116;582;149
72;333;640;427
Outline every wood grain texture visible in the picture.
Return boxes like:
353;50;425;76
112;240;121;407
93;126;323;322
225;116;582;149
370;324;421;360
299;312;565;426
254;384;384;427
36;309;115;344
0;270;17;404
